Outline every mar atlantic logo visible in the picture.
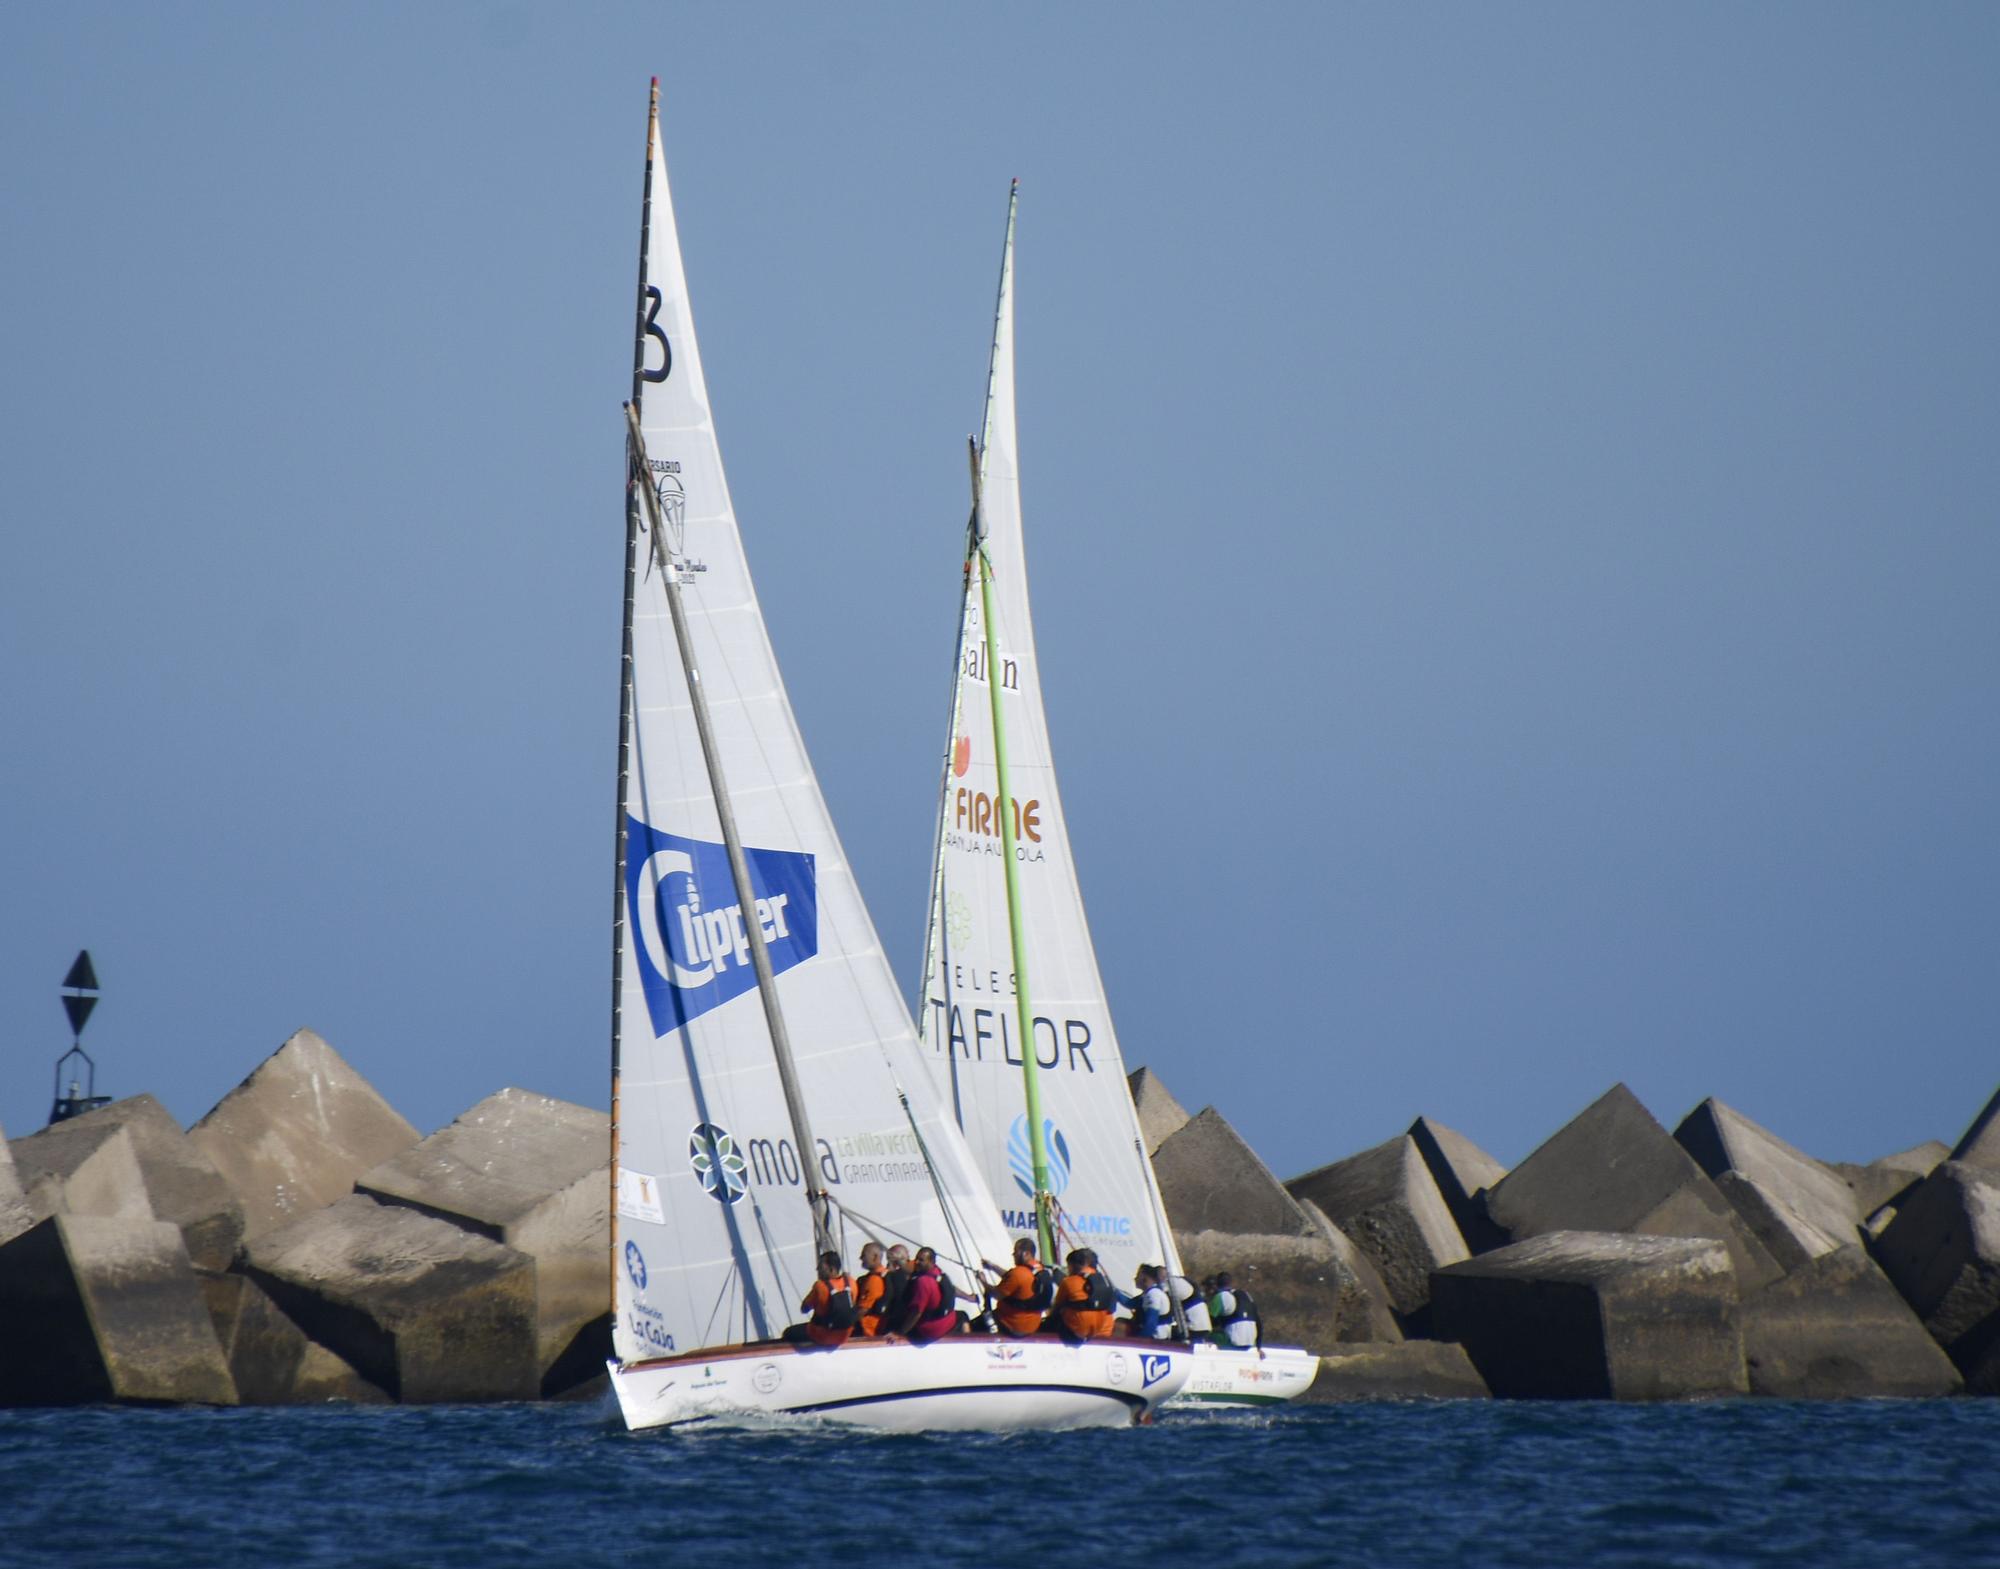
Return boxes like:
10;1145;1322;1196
1007;1113;1072;1199
626;816;818;1033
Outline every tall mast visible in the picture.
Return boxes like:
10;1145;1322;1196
970;180;1056;1266
608;77;660;1314
625;403;835;1258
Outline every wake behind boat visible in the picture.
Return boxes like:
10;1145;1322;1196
603;83;1185;1432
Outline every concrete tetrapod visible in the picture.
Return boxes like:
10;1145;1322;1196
1432;1231;1749;1401
1873;1161;2000;1395
1126;1066;1192;1156
15;1096;244;1271
1287;1134;1467;1327
1407;1116;1508;1254
1673;1098;1861;1273
1831;1141;1949;1228
0;1123;31;1246
356;1087;609;1394
1154;1107;1320;1240
0;1213;237;1406
200;1271;390;1404
1738;1244;1962;1398
1175;1223;1400;1350
1479;1084;1783;1294
189;1028;420;1241
242;1193;539;1403
1951;1086;2000;1173
10;1120;151;1226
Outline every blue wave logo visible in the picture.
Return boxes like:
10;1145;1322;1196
1007;1114;1071;1199
626;818;818;1033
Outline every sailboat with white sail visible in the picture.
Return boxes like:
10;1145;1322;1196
915;185;1317;1407
605;84;1188;1431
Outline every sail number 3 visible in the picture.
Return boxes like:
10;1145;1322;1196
641;286;672;382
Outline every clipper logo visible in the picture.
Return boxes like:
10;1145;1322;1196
626;818;818;1032
1007;1113;1072;1200
1141;1354;1172;1390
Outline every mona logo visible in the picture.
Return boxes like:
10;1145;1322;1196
1007;1113;1072;1200
626;817;818;1033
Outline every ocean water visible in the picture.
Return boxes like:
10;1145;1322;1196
3;1399;1996;1568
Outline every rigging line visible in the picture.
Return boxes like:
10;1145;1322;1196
894;1089;985;1289
825;1195;983;1285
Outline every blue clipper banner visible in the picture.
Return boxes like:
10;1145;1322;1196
625;817;819;1034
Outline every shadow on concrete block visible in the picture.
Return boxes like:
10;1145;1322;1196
18;1096;244;1271
1407;1117;1508;1254
1874;1161;2000;1394
1288;1134;1467;1329
10;1120;151;1227
0;1214;237;1406
1432;1231;1748;1401
200;1270;390;1405
1674;1098;1860;1275
1740;1244;1962;1398
356;1087;608;1392
242;1193;539;1403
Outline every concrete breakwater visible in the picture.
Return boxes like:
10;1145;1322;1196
0;1028;1993;1406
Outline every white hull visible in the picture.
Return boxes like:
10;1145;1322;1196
1169;1343;1321;1407
611;1336;1191;1432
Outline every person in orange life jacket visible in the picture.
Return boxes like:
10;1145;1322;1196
1055;1248;1117;1341
854;1242;889;1337
983;1236;1057;1337
1210;1270;1261;1349
888;1246;962;1342
782;1251;860;1348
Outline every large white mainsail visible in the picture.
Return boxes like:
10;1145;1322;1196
611;90;1009;1371
916;187;1179;1290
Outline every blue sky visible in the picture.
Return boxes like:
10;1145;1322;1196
3;4;1994;1176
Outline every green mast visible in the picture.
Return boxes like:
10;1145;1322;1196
967;178;1055;1266
968;440;1055;1270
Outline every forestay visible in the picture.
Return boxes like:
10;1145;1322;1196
916;189;1180;1287
612;105;1009;1366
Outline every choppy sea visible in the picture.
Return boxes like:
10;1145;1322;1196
4;1399;1996;1568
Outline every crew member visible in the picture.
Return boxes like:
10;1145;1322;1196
879;1244;913;1333
1211;1270;1260;1348
1124;1264;1172;1340
985;1237;1055;1337
892;1246;962;1342
1055;1248;1116;1341
855;1241;889;1337
1167;1271;1210;1337
783;1251;859;1348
